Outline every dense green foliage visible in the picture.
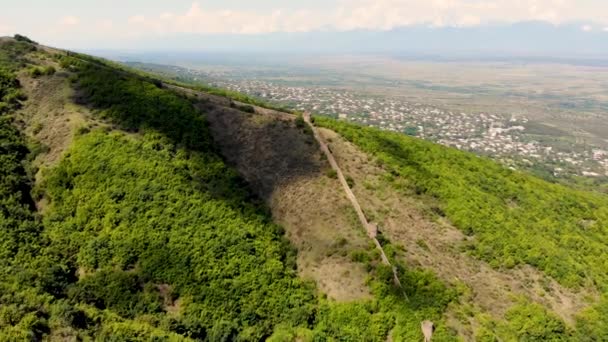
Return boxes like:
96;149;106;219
8;39;598;339
0;43;462;340
41;130;316;339
315;116;608;339
20;52;317;339
0;41;188;341
475;301;570;341
0;73;39;274
0;70;26;114
28;65;56;78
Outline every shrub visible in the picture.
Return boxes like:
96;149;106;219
43;66;56;75
295;114;305;128
28;66;54;78
325;169;338;179
500;302;569;341
13;34;37;45
346;175;355;188
29;67;42;78
350;250;371;263
237;104;255;113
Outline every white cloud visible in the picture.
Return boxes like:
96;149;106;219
124;2;329;35
456;15;482;27
0;23;14;36
60;15;80;26
332;0;587;30
128;15;146;24
118;0;608;36
581;24;593;32
97;20;113;31
603;27;608;32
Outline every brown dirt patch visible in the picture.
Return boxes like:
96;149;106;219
15;71;89;169
202;104;372;301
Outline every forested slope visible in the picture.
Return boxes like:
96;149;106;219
2;35;608;341
0;37;457;341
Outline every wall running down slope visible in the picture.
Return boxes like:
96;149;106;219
303;113;405;289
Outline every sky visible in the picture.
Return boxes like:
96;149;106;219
1;0;608;50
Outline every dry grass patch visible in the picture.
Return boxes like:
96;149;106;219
15;71;90;167
203;105;372;301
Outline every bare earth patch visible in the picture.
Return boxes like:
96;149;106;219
16;71;89;169
203;105;372;301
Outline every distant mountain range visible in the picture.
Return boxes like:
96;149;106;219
88;21;608;59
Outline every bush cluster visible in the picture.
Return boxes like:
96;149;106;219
13;34;38;44
28;65;56;78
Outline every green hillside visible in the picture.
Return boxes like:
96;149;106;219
315;116;608;340
1;35;608;341
0;37;458;341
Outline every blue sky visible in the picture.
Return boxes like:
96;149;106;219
1;0;607;49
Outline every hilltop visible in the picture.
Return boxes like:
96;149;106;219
1;35;607;341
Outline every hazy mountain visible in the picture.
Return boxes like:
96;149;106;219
89;21;608;58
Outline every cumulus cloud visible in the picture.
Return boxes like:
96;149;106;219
581;24;593;32
125;3;329;35
118;0;608;35
0;23;14;36
128;15;146;24
60;15;80;26
332;0;604;30
97;20;114;30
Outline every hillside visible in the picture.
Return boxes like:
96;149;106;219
0;35;607;341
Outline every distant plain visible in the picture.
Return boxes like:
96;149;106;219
156;54;608;148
